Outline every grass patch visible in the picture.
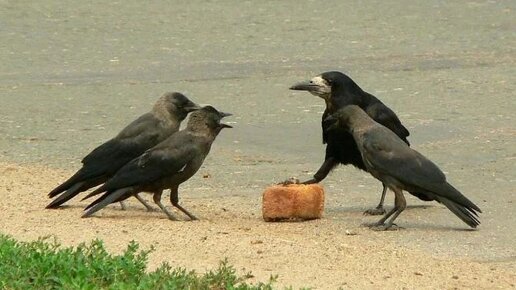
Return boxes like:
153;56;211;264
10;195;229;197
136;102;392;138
0;234;277;289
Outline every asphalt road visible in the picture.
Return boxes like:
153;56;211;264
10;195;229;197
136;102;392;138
1;1;515;264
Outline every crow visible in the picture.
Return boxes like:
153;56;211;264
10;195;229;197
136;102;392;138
290;71;431;215
81;106;232;220
46;92;200;210
325;105;481;230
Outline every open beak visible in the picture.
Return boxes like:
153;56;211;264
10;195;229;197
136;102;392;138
289;80;320;92
220;112;233;128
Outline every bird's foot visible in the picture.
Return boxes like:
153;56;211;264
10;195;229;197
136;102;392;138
177;207;199;221
369;223;402;231
188;215;199;221
363;206;386;216
145;206;157;212
156;203;178;221
164;212;178;221
301;178;318;185
277;177;301;186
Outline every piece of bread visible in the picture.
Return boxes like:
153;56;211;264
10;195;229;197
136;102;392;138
262;184;324;222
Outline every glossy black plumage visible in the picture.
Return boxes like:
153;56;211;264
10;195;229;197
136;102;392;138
290;71;430;215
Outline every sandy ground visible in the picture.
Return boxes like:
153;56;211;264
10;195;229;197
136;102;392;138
1;162;514;289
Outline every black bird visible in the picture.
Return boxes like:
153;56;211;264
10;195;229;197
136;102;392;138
46;92;200;209
325;105;481;230
81;106;232;220
290;71;431;215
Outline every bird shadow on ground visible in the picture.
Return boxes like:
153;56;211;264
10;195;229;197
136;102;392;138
356;222;478;232
325;204;435;214
362;221;479;232
401;223;479;232
43;204;88;210
84;213;173;221
44;203;146;212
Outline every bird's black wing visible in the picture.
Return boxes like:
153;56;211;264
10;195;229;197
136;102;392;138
360;127;480;212
361;128;443;185
81;113;164;173
365;103;410;145
48;115;161;198
92;132;198;194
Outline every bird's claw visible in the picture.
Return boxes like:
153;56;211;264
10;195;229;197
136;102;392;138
301;178;318;185
369;223;402;231
188;215;199;221
277;177;301;186
363;207;386;216
166;214;178;221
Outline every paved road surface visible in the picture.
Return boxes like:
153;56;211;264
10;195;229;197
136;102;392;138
1;1;515;265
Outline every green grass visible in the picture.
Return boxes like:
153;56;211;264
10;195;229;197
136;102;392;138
0;234;277;289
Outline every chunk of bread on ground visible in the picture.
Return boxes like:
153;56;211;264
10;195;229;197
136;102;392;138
262;184;324;222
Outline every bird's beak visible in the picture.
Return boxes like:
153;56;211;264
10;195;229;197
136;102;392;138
323;115;340;131
289;80;320;92
220;111;233;128
186;103;202;113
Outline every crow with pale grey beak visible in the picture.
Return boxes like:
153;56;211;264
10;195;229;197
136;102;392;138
46;92;200;210
290;71;432;215
81;106;232;220
325;105;481;230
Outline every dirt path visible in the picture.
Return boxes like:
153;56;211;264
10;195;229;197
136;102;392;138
1;162;514;289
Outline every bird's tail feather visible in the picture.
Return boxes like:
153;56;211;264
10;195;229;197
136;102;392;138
82;185;107;201
46;182;85;209
436;196;480;228
82;188;131;218
48;167;103;198
425;182;481;228
48;172;85;198
46;176;106;208
440;182;482;213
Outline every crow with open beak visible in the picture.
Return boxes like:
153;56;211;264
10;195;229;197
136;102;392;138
82;106;232;220
46;92;201;210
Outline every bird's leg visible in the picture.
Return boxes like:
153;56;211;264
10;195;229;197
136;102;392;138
302;157;337;184
371;187;406;231
152;190;177;220
170;186;198;221
119;201;128;210
134;193;155;212
382;188;406;229
371;207;397;227
363;184;388;215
